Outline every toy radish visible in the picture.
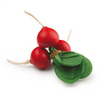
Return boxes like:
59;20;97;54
7;11;93;84
30;47;50;68
53;30;71;51
8;47;51;69
54;40;71;51
24;11;59;48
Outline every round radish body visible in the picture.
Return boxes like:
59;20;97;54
54;40;71;51
37;26;59;48
30;47;51;69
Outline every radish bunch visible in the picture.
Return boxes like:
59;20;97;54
31;26;71;68
8;11;71;69
7;11;93;84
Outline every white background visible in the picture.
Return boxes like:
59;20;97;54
0;0;100;96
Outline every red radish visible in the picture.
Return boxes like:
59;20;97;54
54;30;72;51
24;11;59;48
37;26;59;48
30;47;51;68
7;47;51;69
54;40;71;51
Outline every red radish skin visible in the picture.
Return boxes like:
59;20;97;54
30;47;51;69
37;26;59;48
54;40;71;51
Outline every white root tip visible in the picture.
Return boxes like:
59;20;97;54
24;11;44;27
67;29;72;42
7;59;30;65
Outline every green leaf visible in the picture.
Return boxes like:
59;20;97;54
80;55;93;78
53;51;82;66
53;62;84;84
58;51;79;58
52;49;93;84
53;63;83;79
54;54;62;62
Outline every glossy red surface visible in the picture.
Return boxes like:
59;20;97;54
37;26;59;48
30;47;51;69
54;40;71;51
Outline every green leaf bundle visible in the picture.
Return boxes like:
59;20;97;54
49;47;93;84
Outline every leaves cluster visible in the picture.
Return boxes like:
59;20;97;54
49;47;92;84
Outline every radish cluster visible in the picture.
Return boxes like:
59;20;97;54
7;11;93;84
8;11;71;69
30;26;71;68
